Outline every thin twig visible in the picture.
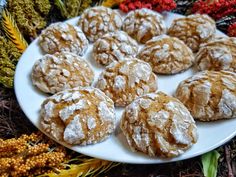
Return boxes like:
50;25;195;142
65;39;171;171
225;146;234;177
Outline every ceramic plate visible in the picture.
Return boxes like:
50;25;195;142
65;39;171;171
14;12;236;164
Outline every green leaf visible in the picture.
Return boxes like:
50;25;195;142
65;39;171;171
201;150;220;177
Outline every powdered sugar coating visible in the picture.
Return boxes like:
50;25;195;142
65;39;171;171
31;52;94;94
95;58;158;106
196;37;236;72
78;6;122;42
120;91;198;157
123;8;166;44
93;31;138;65
40;87;115;145
168;14;216;52
138;35;194;74
39;22;88;56
176;71;236;121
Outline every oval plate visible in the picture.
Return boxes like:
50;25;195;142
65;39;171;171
14;12;236;164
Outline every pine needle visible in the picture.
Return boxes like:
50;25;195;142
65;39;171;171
38;155;120;177
1;9;28;53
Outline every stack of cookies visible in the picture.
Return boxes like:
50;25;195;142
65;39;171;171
31;6;236;158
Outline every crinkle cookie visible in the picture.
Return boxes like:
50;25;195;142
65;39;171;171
120;91;198;158
39;22;88;56
138;35;194;74
196;37;236;72
176;70;236;121
122;8;166;44
78;6;122;42
31;52;94;94
168;14;216;52
93;31;138;66
40;87;115;145
95;58;158;106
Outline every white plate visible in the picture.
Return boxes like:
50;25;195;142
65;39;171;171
14;12;236;164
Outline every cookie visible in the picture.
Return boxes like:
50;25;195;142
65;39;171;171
31;52;94;94
120;91;198;158
168;14;216;52
123;8;166;44
176;70;236;121
39;22;88;56
95;58;158;106
138;35;194;74
93;31;138;66
196;37;236;72
78;6;122;42
40;87;115;145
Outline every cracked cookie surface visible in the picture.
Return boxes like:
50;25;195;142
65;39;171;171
123;8;166;44
31;52;94;94
120;91;198;157
196;37;236;72
39;22;88;56
95;58;158;106
168;14;216;52
40;87;115;145
138;35;194;74
78;6;122;42
93;31;138;66
176;70;236;121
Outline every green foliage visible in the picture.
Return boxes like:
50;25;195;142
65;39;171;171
35;0;51;16
54;0;92;18
201;150;220;177
7;0;51;38
0;36;21;88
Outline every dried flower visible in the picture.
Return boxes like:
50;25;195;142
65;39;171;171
0;36;21;88
228;23;236;37
7;0;51;38
2;9;28;53
0;132;67;177
192;0;236;20
39;155;120;177
35;0;51;16
119;0;176;13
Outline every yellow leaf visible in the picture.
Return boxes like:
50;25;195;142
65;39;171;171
102;0;124;7
38;156;119;177
2;9;28;53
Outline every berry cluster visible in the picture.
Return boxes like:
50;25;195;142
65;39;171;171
119;0;176;13
192;0;236;20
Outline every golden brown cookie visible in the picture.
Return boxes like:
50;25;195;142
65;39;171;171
120;91;198;158
196;37;236;72
95;58;158;106
78;6;122;42
176;70;236;121
122;8;166;44
40;87;115;145
39;22;88;55
168;14;216;52
93;31;138;66
138;35;194;74
31;52;94;94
